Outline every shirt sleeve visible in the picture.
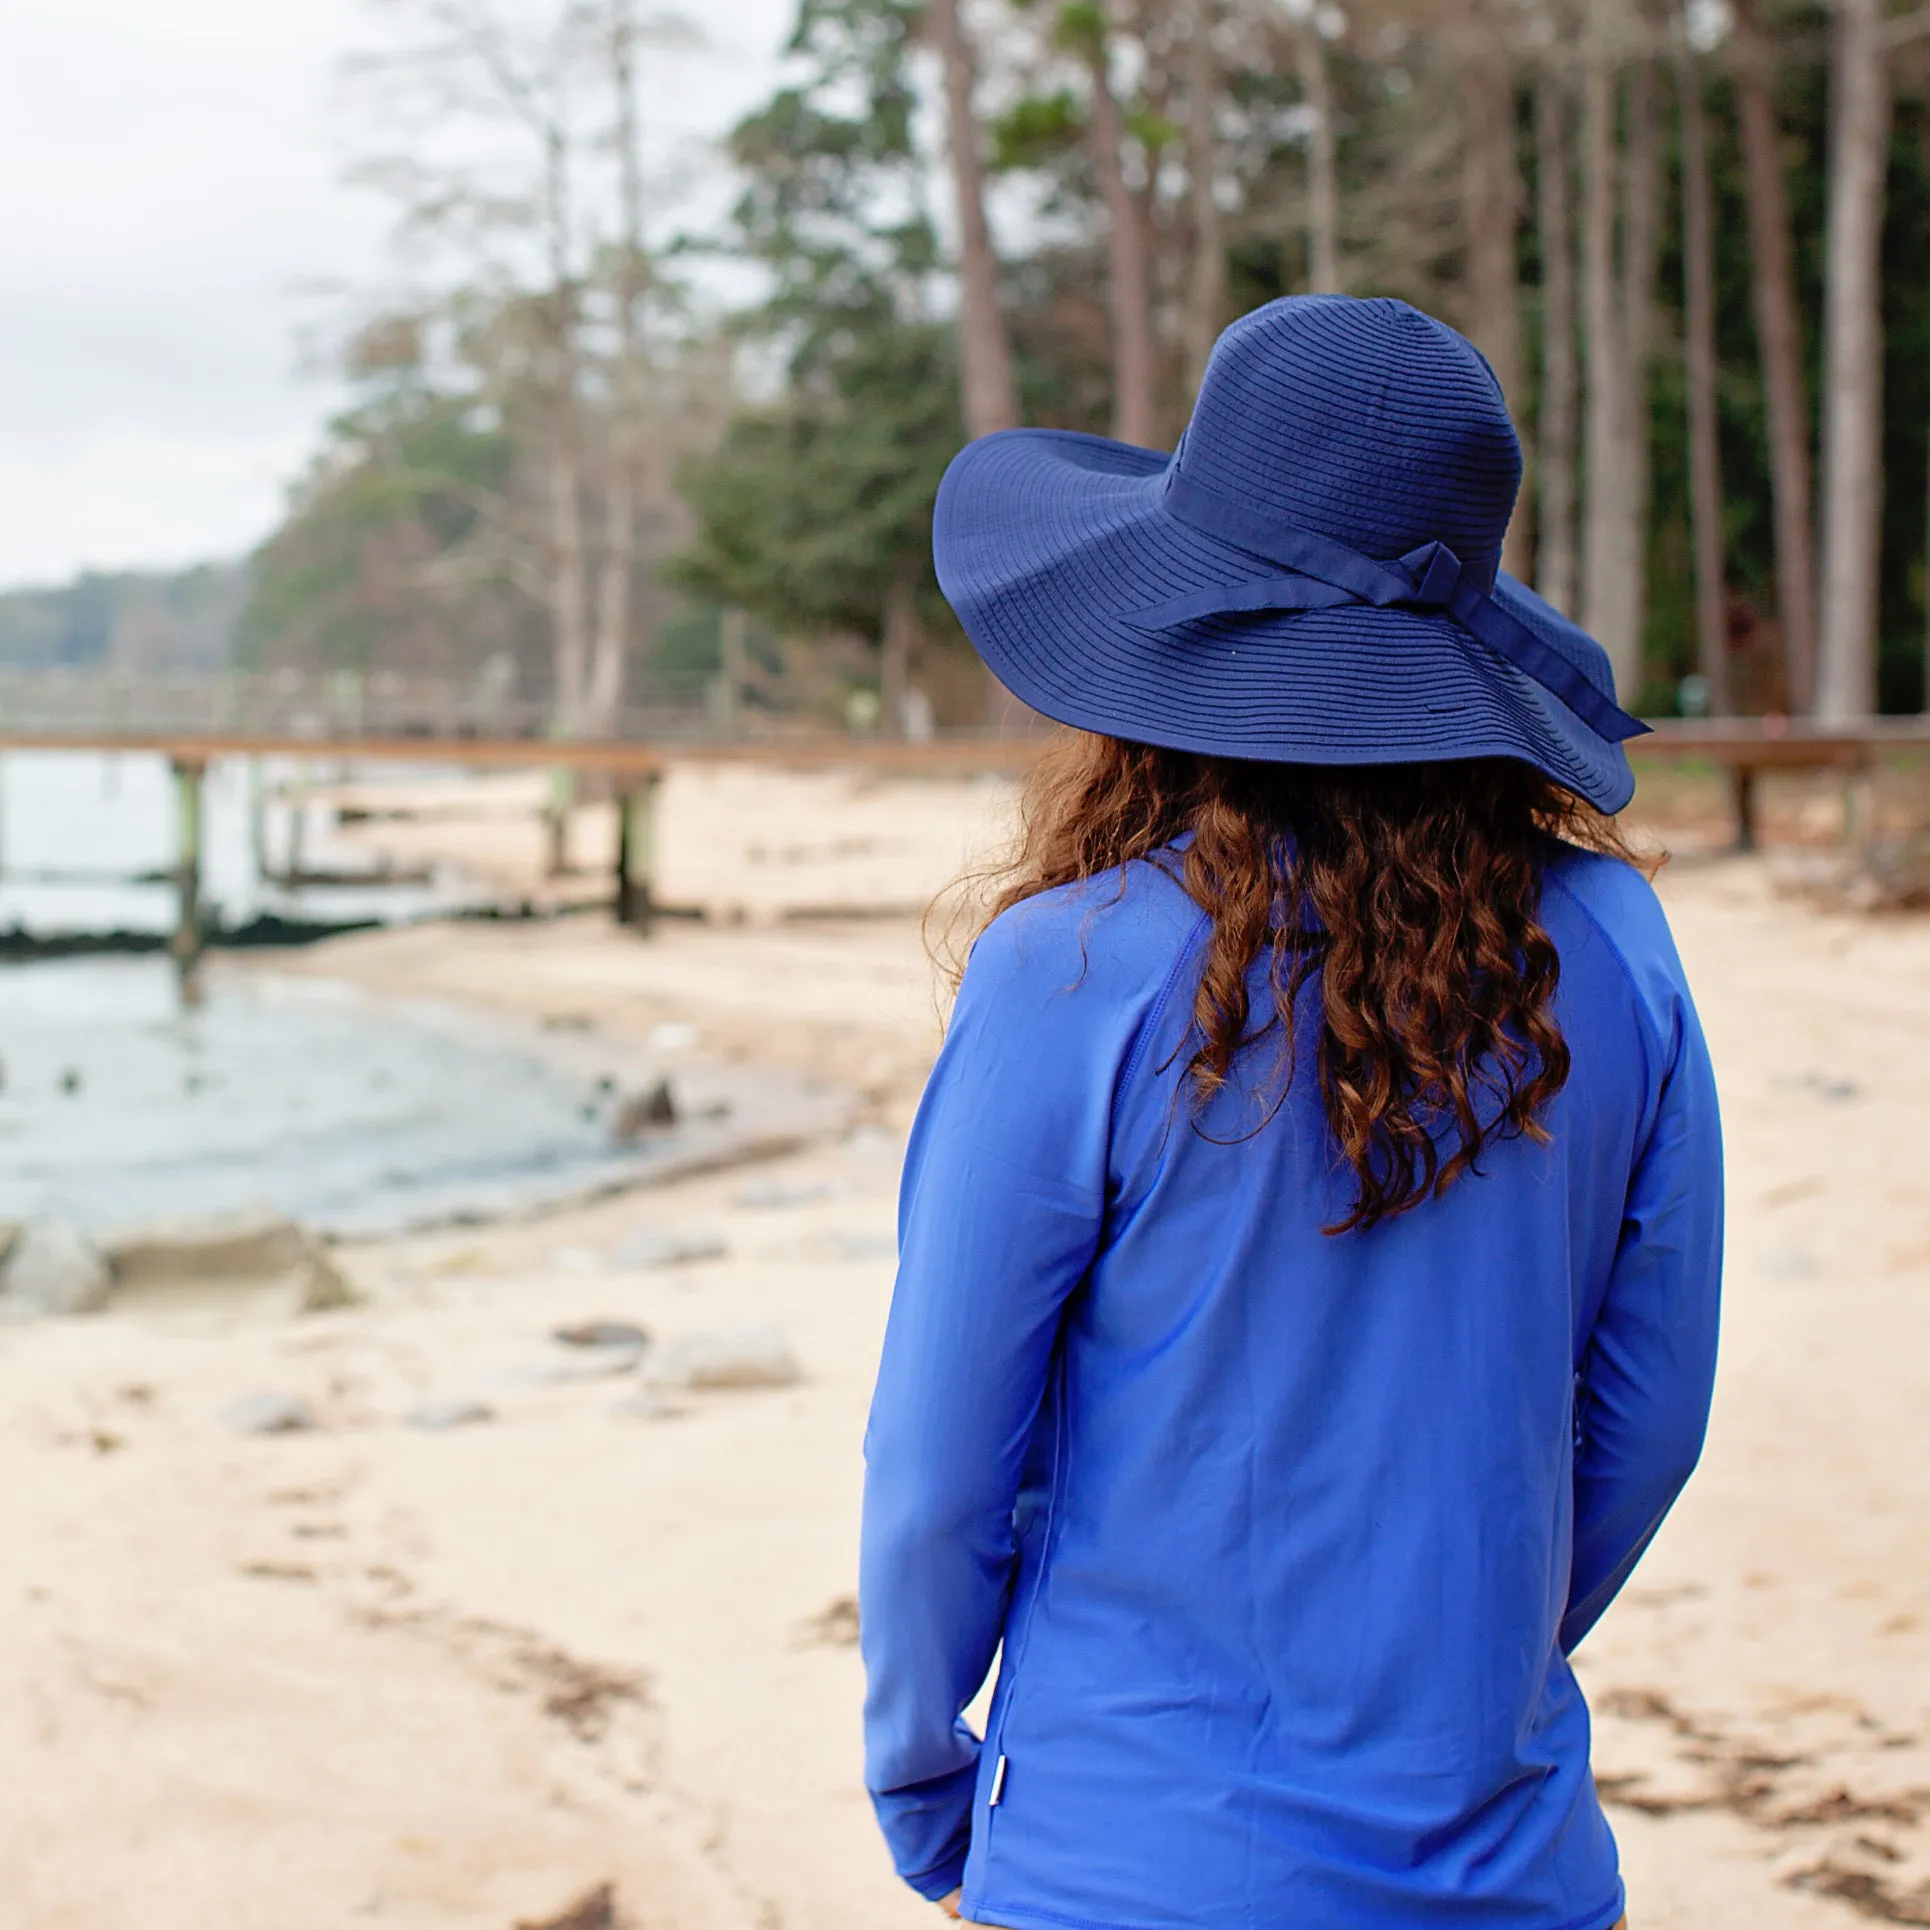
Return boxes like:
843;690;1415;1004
1561;972;1723;1653
859;903;1125;1898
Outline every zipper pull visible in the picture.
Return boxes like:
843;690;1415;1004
989;1755;1008;1807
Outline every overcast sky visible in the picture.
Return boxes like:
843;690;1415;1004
0;0;791;591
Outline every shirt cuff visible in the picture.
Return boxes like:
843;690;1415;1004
872;1758;977;1900
903;1844;970;1903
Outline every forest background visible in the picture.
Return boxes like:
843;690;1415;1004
6;0;1929;736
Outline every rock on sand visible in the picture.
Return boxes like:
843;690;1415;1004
403;1396;496;1431
0;1219;113;1318
102;1207;356;1311
222;1392;319;1436
645;1322;803;1391
612;1226;727;1270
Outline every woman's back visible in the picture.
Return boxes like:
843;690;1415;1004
863;295;1721;1930
863;843;1719;1929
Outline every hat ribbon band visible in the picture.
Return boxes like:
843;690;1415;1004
1129;473;1648;746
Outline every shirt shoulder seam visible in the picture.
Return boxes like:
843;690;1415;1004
1542;859;1673;1076
1114;885;1212;1107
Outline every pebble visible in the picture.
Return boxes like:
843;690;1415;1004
493;1344;645;1388
611;1226;727;1270
554;1319;652;1350
819;1229;898;1262
646;1321;802;1391
1777;1071;1863;1104
734;1177;846;1209
611;1389;686;1422
403;1397;496;1431
611;1078;677;1141
222;1393;318;1436
842;1123;898;1162
517;1881;618;1930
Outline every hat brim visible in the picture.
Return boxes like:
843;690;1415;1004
934;428;1636;815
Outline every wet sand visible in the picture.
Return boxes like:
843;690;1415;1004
2;764;1927;1928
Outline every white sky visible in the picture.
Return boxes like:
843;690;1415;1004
0;0;792;591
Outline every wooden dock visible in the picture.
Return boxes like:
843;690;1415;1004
3;714;1926;1003
0;725;1056;1003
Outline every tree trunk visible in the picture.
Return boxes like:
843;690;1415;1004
588;0;646;739
931;0;1027;727
1676;29;1729;713
1815;0;1892;721
1580;39;1636;697
1297;20;1341;291
546;377;590;737
1618;55;1661;689
539;120;589;736
1731;0;1816;711
1086;37;1160;446
1460;17;1529;577
1582;44;1659;707
930;0;1021;437
1535;68;1579;614
1184;0;1228;398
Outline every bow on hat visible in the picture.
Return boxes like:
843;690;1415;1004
1127;472;1648;746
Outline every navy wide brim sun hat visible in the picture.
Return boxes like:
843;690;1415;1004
933;295;1646;814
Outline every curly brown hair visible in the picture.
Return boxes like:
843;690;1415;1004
957;732;1650;1234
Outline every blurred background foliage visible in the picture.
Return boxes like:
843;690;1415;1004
15;0;1926;735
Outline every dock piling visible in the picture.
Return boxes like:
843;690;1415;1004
1730;767;1758;852
248;758;269;880
544;767;574;878
614;772;660;930
171;755;207;1006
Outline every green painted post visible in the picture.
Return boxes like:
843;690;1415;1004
172;756;207;1007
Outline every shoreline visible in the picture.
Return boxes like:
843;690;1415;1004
0;948;860;1251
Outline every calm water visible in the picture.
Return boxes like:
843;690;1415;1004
0;749;489;938
0;956;698;1237
0;753;665;1238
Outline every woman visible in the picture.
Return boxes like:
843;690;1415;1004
860;297;1720;1930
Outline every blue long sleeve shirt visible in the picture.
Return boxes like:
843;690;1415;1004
860;843;1722;1930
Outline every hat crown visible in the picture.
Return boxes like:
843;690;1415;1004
1177;297;1522;593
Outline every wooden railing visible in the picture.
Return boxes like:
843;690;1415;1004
1628;717;1930;848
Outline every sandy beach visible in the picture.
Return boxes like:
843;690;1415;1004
3;761;1928;1929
